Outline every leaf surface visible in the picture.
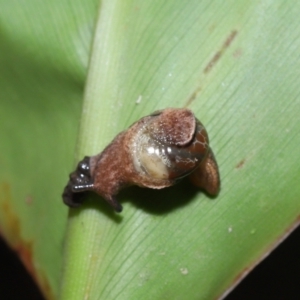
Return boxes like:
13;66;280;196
0;1;299;299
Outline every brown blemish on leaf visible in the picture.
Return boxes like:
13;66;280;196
184;30;238;107
0;183;20;247
204;30;238;74
233;48;243;59
208;24;217;33
15;241;55;300
0;182;55;300
235;158;246;169
25;195;33;205
184;85;202;108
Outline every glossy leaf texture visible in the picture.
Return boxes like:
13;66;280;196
0;1;300;300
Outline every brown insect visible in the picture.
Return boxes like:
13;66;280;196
62;108;220;212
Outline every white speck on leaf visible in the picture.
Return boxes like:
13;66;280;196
136;95;142;104
180;268;188;275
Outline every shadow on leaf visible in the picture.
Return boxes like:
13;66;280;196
120;179;212;215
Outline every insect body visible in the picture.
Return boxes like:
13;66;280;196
62;108;220;212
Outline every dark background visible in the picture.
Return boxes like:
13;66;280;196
0;225;299;300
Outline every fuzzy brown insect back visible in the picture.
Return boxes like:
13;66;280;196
62;108;220;212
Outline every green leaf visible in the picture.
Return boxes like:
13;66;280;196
0;0;96;298
1;0;300;299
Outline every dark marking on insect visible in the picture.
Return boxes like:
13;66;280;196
62;108;220;212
